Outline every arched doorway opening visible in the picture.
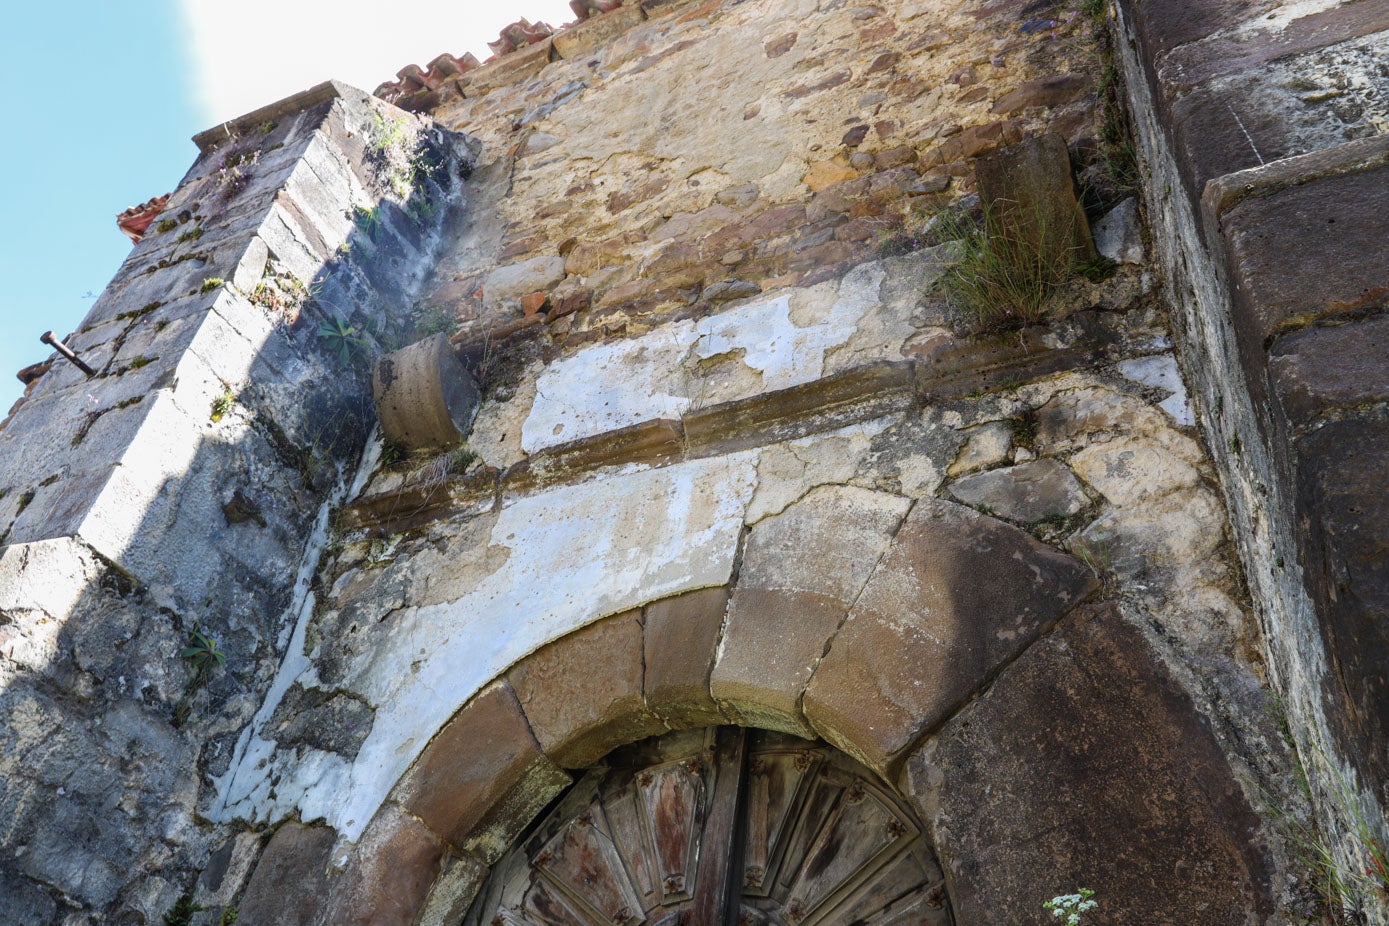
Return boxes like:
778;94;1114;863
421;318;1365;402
466;726;953;925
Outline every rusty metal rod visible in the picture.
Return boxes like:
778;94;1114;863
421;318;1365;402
40;331;96;377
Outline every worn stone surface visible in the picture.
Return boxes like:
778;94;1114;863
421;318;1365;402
1269;312;1389;432
236;824;337;926
1295;417;1389;792
903;603;1275;924
804;499;1097;776
712;485;910;734
393;681;572;860
1092;196;1143;265
1223;163;1389;362
324;803;444;926
508;609;664;767
643;586;731;726
946;459;1087;523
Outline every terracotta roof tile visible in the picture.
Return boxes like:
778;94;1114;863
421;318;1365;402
115;193;171;243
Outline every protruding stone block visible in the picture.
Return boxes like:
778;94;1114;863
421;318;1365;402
373;334;481;451
975;133;1096;268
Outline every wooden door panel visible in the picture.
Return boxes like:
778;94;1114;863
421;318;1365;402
470;728;953;926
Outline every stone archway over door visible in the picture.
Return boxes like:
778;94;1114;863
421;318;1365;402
467;727;953;925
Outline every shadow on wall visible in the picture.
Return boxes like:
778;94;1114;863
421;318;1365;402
0;81;475;923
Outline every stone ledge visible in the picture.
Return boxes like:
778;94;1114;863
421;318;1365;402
340;326;1129;536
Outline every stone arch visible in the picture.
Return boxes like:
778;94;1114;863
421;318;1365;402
235;495;1274;925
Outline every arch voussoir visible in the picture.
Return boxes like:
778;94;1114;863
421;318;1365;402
804;497;1098;779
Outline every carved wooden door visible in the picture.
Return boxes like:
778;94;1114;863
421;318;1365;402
467;727;954;926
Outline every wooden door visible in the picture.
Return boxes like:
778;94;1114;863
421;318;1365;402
466;727;954;926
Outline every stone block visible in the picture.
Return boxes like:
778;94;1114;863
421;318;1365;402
975;134;1096;268
508;609;665;767
236;823;338;926
461;39;555;96
1269;314;1389;433
323;803;445;926
946;459;1087;523
643;586;731;726
1219;161;1389;408
803;498;1096;777
1293;416;1389;793
394;680;572;862
990;73;1088;114
482;256;568;313
416;853;488;926
553;3;647;59
901;603;1275;923
711;485;911;735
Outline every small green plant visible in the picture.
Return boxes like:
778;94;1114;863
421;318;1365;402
162;892;199;926
177;226;204;244
201;277;225;293
379;439;407;468
210;388;235;423
156;217;178;234
128;354;153;370
219;907;239;925
317;315;369;366
181;629;227;677
353;204;382;240
371;114;413;152
416;304;460;338
937;200;1087;332
1262;743;1389;921
1009;409;1038;447
1044;888;1097;925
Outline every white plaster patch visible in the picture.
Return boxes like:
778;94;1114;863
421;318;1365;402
1117;353;1194;426
522;287;883;454
216;454;756;838
521;321;699;453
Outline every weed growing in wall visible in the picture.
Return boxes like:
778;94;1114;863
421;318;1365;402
937;202;1087;331
317;315;370;366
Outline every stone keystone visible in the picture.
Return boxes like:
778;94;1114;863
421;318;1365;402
803;497;1097;778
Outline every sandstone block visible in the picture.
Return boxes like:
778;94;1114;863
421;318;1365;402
1220;162;1389;361
901;603;1275;923
946;458;1087;523
393;681;572;862
711;485;911;734
643;586;731;726
975;134;1096;268
236;824;337;926
508;609;665;767
1294;417;1389;793
1270;314;1389;432
990;73;1088;114
803;498;1097;776
553;3;647;59
323;803;444;926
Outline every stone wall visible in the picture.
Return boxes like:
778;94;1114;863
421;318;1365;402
1110;0;1389;909
0;83;474;922
1;0;1382;921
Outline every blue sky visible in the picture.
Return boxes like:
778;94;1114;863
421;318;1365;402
0;0;575;413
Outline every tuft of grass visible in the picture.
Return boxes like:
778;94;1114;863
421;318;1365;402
936;201;1088;332
156;218;178;234
201;277;225;293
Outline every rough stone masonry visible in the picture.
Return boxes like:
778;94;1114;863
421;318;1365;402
0;0;1385;922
